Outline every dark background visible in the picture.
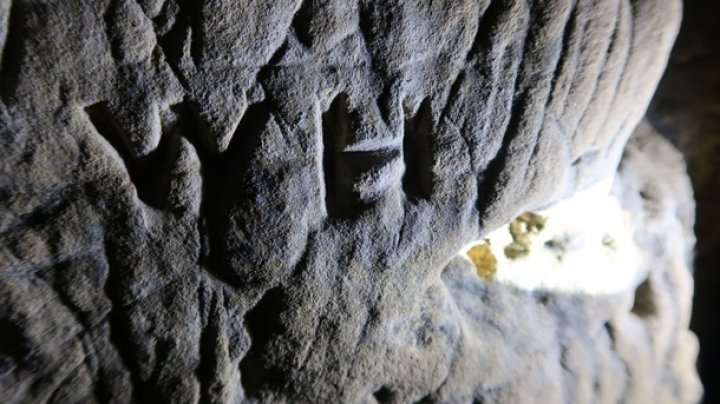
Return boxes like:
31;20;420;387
648;0;720;401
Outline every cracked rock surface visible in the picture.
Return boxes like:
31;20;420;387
0;0;698;402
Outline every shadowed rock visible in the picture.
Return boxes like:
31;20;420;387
0;0;698;402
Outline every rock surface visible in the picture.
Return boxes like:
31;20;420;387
647;0;720;400
446;121;701;404
0;0;697;402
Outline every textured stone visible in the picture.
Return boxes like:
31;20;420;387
454;122;702;404
0;0;697;403
647;0;720;399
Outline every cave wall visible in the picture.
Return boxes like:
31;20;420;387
648;0;720;402
0;0;703;402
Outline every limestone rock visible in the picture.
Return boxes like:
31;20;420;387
457;121;701;403
648;0;720;398
0;0;696;403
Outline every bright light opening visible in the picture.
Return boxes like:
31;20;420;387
461;178;642;295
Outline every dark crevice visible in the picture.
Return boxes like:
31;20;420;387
290;0;313;48
152;0;204;67
464;0;502;65
147;0;175;34
195;286;212;404
414;393;434;404
264;35;290;72
197;314;220;404
0;1;26;102
571;150;599;167
186;0;204;66
90;355;117;404
357;3;387;73
183;100;272;288
604;318;631;400
153;0;192;88
631;278;656;318
142;0;203;85
289;235;313;278
240;287;289;398
475;90;530;222
604;321;616;347
85;102;181;209
0;318;30;376
357;4;376;52
102;236;162;404
103;1;125;62
321;90;401;219
345;150;399;169
182;101;216;153
475;2;536;223
559;346;572;373
402;98;434;202
373;386;394;403
196;285;231;404
377;81;394;126
440;71;465;123
322;93;367;219
471;0;511;65
253;39;289;98
536;292;551;306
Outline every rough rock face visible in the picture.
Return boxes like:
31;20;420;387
444;121;701;404
0;0;694;403
647;0;720;400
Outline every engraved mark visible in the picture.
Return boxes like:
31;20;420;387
86;99;271;287
322;93;363;219
321;93;397;219
85;102;180;208
402;98;434;202
151;0;204;78
290;0;312;48
239;287;288;398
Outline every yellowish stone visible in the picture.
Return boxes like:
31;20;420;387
504;212;546;259
467;242;498;280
